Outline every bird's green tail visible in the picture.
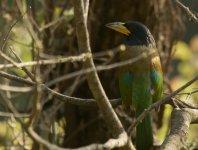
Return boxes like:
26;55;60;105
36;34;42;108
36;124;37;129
136;112;153;150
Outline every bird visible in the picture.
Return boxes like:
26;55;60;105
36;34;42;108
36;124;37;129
106;21;163;150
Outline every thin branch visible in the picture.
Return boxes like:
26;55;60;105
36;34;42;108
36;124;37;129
0;71;34;86
27;128;131;150
1;19;21;51
28;45;42;126
0;52;91;70
168;98;198;109
0;51;20;68
83;0;89;19
0;84;33;92
0;111;30;118
9;47;35;81
0;71;121;107
0;83;125;150
161;108;198;150
171;89;198;95
44;86;121;107
0;70;197;110
15;0;42;49
0;87;68;150
0;86;132;150
46;49;155;86
175;0;198;24
39;16;65;32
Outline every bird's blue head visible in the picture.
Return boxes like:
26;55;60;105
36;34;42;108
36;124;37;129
106;21;156;48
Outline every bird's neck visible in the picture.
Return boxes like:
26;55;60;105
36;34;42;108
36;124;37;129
124;35;156;48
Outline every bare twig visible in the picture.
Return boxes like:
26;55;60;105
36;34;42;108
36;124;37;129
0;111;29;118
175;0;198;24
0;69;197;115
0;84;32;92
0;51;20;68
0;79;125;150
73;0;134;149
168;98;198;109
0;71;121;107
39;16;65;32
0;88;67;150
28;48;42;126
45;86;121;107
46;50;155;86
83;0;89;19
161;108;198;150
27;128;131;150
0;71;34;86
0;70;197;110
173;89;198;95
0;86;129;150
15;0;42;49
0;52;91;70
9;47;35;81
1;20;19;50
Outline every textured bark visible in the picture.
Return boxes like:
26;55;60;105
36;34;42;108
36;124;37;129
161;108;198;150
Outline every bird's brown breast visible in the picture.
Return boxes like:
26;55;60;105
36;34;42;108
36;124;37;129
118;46;158;74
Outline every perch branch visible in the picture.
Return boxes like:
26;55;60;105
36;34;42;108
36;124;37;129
161;108;198;150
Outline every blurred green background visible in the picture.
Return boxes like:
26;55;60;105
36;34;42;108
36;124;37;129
0;0;197;149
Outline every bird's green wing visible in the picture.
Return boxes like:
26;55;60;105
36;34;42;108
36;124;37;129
119;72;133;109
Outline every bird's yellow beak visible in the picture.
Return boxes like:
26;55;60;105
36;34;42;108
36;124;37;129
105;22;131;36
